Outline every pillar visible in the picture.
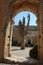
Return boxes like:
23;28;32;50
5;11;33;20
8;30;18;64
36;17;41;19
38;1;43;60
37;18;41;59
4;22;11;57
8;15;14;56
10;20;14;55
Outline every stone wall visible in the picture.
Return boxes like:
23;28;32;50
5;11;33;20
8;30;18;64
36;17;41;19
0;0;43;61
13;26;37;45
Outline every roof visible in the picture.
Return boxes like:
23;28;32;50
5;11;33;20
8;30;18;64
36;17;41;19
13;25;37;31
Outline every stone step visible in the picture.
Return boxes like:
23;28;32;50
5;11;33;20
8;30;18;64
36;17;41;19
4;56;28;63
4;57;39;65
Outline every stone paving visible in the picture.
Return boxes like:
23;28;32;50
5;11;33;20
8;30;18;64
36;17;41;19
5;46;32;63
10;46;38;64
11;46;32;59
0;46;43;65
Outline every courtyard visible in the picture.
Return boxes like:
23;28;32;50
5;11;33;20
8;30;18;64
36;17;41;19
5;46;33;62
1;46;42;65
11;46;32;60
5;46;38;63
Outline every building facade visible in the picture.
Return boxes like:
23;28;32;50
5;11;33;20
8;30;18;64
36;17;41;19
13;25;37;46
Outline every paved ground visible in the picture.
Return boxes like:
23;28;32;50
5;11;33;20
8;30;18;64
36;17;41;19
9;46;38;63
5;46;33;63
1;46;42;65
11;46;32;59
0;46;43;65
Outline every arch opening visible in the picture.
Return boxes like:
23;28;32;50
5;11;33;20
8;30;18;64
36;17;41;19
10;11;38;60
4;1;39;62
13;11;37;26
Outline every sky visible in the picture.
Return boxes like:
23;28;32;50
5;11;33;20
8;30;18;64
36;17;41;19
13;11;37;26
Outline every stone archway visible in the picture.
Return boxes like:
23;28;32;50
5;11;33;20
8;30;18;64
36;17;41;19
0;0;43;62
4;0;39;58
